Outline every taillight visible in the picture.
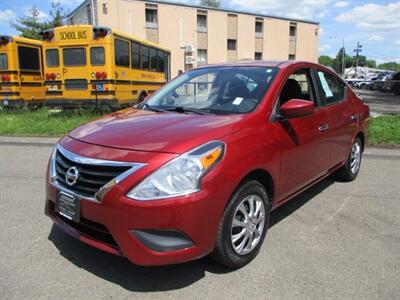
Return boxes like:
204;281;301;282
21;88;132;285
46;73;56;80
45;73;50;80
1;74;10;81
51;73;56;80
95;72;102;79
101;72;107;79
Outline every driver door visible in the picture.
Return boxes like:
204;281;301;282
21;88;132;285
275;68;331;201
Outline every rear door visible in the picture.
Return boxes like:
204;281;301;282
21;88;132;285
313;69;358;167
62;46;90;97
275;68;331;200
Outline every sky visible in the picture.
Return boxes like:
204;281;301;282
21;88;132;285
1;0;399;64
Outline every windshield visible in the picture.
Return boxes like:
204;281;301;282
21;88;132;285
145;66;278;115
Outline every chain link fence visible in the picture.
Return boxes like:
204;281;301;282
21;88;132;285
347;79;400;116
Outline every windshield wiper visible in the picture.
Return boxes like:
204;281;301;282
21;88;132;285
138;103;167;112
165;106;214;115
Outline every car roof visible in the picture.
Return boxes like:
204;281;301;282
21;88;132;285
196;60;321;70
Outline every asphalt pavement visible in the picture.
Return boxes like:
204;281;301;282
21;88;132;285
0;137;399;300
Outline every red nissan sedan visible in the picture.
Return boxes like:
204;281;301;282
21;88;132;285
45;61;369;268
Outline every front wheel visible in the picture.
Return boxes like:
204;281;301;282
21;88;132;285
336;137;363;181
211;180;271;268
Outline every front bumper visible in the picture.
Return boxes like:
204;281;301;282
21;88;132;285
45;140;232;266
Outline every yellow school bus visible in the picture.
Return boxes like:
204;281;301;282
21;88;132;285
41;25;171;108
0;36;44;107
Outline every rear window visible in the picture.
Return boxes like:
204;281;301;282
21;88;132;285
46;49;59;67
18;46;40;71
63;48;86;66
0;53;7;70
90;47;105;65
115;39;129;67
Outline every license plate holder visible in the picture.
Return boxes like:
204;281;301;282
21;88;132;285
3;99;8;106
55;191;80;223
95;83;105;91
48;85;59;91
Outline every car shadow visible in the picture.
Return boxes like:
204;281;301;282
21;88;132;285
48;177;335;292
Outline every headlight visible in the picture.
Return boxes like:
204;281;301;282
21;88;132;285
127;141;225;201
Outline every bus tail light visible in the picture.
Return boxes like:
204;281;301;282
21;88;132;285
1;74;10;82
46;73;56;80
95;72;102;79
41;30;55;41
101;72;107;79
93;26;110;39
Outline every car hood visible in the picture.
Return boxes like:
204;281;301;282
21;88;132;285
69;108;244;154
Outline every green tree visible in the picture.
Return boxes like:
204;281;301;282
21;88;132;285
199;0;221;7
10;4;46;40
318;55;334;67
47;2;68;28
366;59;377;68
377;62;400;72
11;2;69;40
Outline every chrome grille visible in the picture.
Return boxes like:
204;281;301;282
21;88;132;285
52;145;145;200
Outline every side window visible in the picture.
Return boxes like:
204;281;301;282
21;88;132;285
131;42;141;69
150;47;158;72
141;45;150;70
317;70;345;105
279;68;316;105
114;39;129;67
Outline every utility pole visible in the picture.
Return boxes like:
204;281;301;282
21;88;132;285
353;41;362;77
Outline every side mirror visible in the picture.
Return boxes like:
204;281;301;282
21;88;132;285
279;99;315;119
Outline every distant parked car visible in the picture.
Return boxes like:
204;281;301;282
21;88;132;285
391;72;400;96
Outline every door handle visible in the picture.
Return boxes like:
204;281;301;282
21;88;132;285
318;124;329;132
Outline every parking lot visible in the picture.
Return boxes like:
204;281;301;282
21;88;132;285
0;138;399;300
355;89;400;115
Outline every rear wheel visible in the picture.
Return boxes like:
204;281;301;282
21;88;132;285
211;180;271;268
336;137;363;181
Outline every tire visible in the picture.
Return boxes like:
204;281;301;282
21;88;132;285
336;137;363;182
211;180;271;268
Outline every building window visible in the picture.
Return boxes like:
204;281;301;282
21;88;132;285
255;52;262;61
255;20;263;38
145;8;158;28
288;54;296;60
197;14;207;32
197;49;207;66
289;24;297;37
227;39;237;51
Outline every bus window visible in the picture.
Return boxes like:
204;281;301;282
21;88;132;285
157;50;165;72
115;39;129;67
63;48;86;66
150;48;158;72
46;49;59;67
131;41;140;69
90;47;105;65
18;46;40;72
141;45;149;70
0;53;7;70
